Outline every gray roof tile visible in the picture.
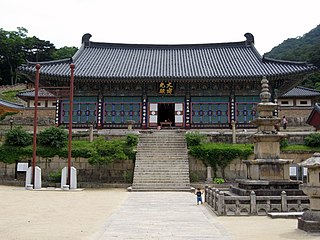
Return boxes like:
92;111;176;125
0;99;25;109
17;89;56;98
18;33;317;80
281;86;320;98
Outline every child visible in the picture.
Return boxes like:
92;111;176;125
195;188;203;205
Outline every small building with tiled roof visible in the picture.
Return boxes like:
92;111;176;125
17;88;57;108
18;33;317;129
278;86;320;126
13;88;57;125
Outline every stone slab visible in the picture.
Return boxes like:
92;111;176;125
268;212;303;219
96;192;230;240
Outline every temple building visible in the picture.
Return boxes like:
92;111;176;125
18;33;317;129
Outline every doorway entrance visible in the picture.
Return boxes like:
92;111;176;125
158;103;175;126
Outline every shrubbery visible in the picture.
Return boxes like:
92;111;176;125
38;126;68;148
185;132;204;147
126;134;138;146
304;133;320;147
88;137;136;166
189;143;253;178
5;127;32;147
0;132;138;165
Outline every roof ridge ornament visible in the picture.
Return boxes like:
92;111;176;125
244;33;254;45
82;33;92;46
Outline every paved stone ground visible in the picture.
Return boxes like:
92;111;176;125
95;192;230;240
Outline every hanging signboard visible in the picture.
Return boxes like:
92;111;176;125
159;82;174;94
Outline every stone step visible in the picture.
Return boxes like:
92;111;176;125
133;130;189;191
130;188;191;192
136;158;189;166
136;157;188;160
139;139;186;142
132;184;190;188
134;169;189;172
137;145;187;148
135;165;189;168
136;152;188;155
133;173;189;176
132;185;190;189
132;178;190;182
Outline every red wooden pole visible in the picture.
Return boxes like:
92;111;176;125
32;64;41;187
67;63;75;186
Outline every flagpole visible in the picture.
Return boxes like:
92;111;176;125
67;63;75;186
32;64;40;187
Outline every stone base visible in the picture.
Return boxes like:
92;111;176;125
231;179;304;196
243;159;293;180
298;215;320;232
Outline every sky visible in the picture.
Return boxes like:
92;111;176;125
1;0;320;55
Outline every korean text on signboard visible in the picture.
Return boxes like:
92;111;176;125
159;82;173;94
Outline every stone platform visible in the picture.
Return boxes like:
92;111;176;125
231;179;305;196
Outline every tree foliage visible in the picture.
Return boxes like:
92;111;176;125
88;137;128;166
264;24;320;89
304;133;320;147
189;143;253;178
38;126;68;148
185;132;205;147
0;27;78;85
4;126;32;147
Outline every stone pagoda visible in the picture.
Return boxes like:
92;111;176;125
234;77;301;196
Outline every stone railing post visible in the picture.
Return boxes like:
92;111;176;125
213;188;217;209
205;185;209;203
231;120;236;144
217;191;225;215
281;191;288;212
209;188;214;207
250;191;257;215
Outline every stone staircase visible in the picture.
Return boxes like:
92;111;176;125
131;130;191;191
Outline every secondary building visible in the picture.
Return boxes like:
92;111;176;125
18;33;317;129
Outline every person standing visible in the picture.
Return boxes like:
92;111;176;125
282;116;287;130
195;188;203;205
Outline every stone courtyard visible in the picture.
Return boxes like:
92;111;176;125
0;185;319;240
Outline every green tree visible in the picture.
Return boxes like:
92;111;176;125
0;27;28;85
88;137;128;166
38;126;68;148
264;24;320;89
52;46;78;60
23;36;56;62
5;127;32;147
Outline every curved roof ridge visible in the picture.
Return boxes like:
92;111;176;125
296;86;320;92
87;40;249;49
262;56;314;67
72;43;85;62
26;58;72;66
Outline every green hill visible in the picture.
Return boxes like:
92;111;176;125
264;25;320;89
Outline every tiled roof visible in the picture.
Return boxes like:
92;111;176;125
18;33;317;80
280;86;320;98
0;99;25;109
17;89;56;98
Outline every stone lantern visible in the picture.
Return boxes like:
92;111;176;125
298;152;320;232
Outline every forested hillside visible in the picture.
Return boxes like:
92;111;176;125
0;27;78;86
265;24;320;89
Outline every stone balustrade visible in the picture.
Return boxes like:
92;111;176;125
205;186;310;216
